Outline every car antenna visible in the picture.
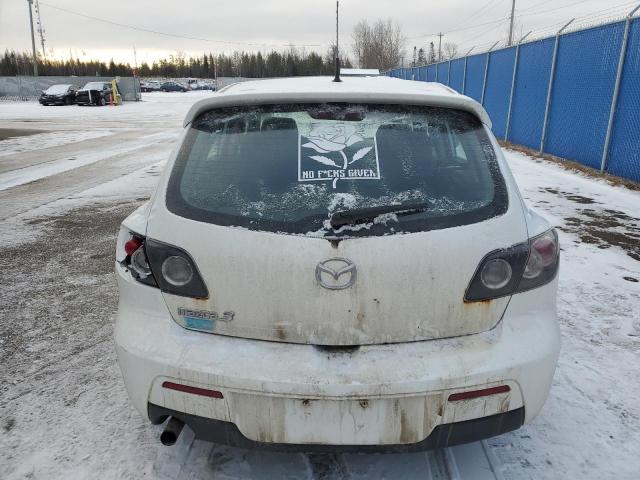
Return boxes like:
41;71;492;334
333;1;341;82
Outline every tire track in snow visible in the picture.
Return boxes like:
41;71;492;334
0;130;177;191
0;139;173;220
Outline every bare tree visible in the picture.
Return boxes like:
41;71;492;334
352;19;406;70
443;42;459;60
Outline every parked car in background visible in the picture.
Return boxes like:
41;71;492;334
160;81;188;92
39;84;78;105
141;80;162;92
75;81;115;106
115;76;561;451
190;82;216;91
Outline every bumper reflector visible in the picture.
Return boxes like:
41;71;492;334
448;385;510;402
162;381;224;399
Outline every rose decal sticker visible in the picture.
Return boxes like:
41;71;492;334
299;123;380;188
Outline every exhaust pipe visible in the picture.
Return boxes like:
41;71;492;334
160;417;184;446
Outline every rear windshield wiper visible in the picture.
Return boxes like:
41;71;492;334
329;202;429;229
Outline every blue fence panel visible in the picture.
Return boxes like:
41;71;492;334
464;54;486;102
427;65;437;81
608;18;640;181
508;38;555;149
449;58;465;92
436;63;447;83
546;23;624;169
483;48;516;139
384;19;640;183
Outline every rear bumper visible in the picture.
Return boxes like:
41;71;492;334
39;98;65;105
148;403;525;453
115;263;559;446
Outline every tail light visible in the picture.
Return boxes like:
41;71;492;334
465;229;559;302
121;234;208;298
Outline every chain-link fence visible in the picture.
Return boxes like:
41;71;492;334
386;16;640;183
0;76;141;102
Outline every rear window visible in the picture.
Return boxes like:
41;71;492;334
167;103;507;238
44;85;71;94
82;82;107;90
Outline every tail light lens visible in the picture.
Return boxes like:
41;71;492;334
465;229;559;302
130;247;153;278
124;237;143;256
480;258;513;290
121;234;208;298
518;229;559;293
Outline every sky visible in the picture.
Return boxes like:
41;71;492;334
0;0;637;65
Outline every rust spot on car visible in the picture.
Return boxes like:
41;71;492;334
499;394;511;413
399;409;416;444
274;325;287;341
359;399;369;409
464;298;492;306
192;296;208;303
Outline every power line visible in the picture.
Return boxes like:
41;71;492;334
454;0;506;32
523;0;638;38
39;2;322;48
413;0;637;44
518;0;635;19
435;0;638;59
410;15;510;39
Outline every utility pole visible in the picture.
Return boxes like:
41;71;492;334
508;0;516;46
438;32;444;62
34;0;46;57
26;0;38;76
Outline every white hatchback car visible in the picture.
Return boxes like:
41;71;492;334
115;76;560;451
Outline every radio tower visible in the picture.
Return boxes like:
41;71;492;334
34;0;46;57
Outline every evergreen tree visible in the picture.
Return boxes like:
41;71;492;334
428;42;436;64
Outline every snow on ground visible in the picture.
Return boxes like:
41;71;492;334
491;151;640;479
0;93;639;479
0;130;112;157
0;91;210;125
0;131;174;191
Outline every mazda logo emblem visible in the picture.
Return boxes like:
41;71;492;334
315;258;357;290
